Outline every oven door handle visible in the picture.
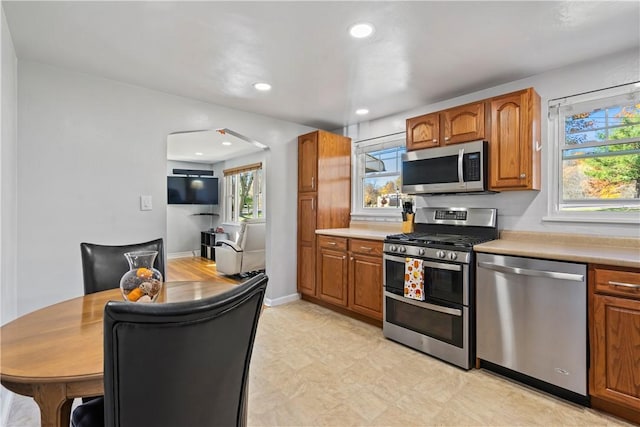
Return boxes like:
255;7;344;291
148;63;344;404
423;260;461;271
385;256;462;272
385;291;462;316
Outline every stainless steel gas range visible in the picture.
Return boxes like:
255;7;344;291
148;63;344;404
383;207;498;370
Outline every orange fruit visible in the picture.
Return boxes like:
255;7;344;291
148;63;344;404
136;268;153;279
127;288;143;302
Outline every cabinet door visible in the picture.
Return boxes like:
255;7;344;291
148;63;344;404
349;253;383;320
297;194;317;295
317;247;348;307
489;89;541;190
591;294;640;410
298;132;318;192
442;102;485;145
406;113;440;150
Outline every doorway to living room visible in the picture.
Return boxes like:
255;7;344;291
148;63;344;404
166;129;269;281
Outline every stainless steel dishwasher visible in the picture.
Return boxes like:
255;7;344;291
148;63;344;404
476;253;588;404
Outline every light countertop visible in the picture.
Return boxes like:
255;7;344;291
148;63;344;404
315;228;390;241
315;227;639;269
474;231;640;269
316;221;402;241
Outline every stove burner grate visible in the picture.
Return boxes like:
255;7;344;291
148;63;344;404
386;232;494;248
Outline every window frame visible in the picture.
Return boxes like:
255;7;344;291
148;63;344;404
223;163;264;223
351;132;411;220
546;83;640;224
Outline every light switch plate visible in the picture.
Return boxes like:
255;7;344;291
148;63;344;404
140;195;153;211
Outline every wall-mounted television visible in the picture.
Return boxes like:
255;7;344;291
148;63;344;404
167;176;219;205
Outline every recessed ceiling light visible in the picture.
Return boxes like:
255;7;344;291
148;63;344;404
195;152;204;156
253;82;272;91
349;23;374;39
355;108;369;115
222;141;232;146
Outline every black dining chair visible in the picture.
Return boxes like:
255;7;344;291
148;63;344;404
71;273;268;427
80;238;165;295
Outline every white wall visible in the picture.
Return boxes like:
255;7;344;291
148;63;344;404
342;48;640;238
166;160;218;256
16;61;312;315
1;7;19;423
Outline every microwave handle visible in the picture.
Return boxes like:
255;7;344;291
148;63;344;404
457;148;465;187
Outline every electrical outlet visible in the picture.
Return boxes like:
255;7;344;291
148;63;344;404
140;195;153;211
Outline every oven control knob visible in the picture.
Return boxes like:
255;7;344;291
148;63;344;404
418;248;425;256
390;245;397;252
448;252;458;260
399;246;406;253
437;250;446;259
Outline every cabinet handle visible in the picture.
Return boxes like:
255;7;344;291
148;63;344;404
328;242;337;246
520;173;526;178
608;280;640;289
444;137;450;141
350;257;354;261
359;246;373;251
311;176;315;189
311;198;314;210
535;140;542;151
342;256;346;260
432;139;438;143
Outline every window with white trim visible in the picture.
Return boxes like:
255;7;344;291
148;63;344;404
548;83;640;222
353;134;414;217
224;162;264;222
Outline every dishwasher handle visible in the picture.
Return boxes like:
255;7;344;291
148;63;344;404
477;261;584;282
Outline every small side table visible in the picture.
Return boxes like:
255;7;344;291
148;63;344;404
200;231;230;260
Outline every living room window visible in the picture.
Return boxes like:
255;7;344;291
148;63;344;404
224;162;264;222
352;133;413;219
547;83;640;223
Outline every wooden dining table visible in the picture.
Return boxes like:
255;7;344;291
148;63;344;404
0;280;238;427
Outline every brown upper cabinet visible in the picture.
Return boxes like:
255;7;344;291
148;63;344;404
406;112;440;150
406;87;541;192
406;101;486;150
489;88;541;191
298;131;319;192
442;102;486;145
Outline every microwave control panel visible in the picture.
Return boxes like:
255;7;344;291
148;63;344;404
463;153;481;181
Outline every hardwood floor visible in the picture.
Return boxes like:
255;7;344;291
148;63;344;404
166;256;240;284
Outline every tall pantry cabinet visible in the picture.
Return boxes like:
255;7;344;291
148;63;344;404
297;130;351;296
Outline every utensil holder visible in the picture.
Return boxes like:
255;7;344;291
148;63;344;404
401;213;414;233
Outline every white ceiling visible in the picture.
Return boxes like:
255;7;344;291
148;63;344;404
167;129;264;163
3;1;639;132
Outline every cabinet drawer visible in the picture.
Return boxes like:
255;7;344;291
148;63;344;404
594;267;640;300
317;235;348;251
349;239;383;256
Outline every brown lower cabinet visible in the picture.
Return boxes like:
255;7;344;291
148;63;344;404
317;236;348;307
312;234;383;323
589;264;640;425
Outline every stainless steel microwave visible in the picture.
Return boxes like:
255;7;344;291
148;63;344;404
401;140;488;195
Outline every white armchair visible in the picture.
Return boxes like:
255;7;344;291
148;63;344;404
215;220;266;276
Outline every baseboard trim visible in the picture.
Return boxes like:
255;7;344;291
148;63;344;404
167;251;198;259
264;293;300;307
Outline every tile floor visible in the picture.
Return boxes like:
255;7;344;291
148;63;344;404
5;300;633;426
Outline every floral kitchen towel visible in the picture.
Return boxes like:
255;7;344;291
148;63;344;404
404;257;425;301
